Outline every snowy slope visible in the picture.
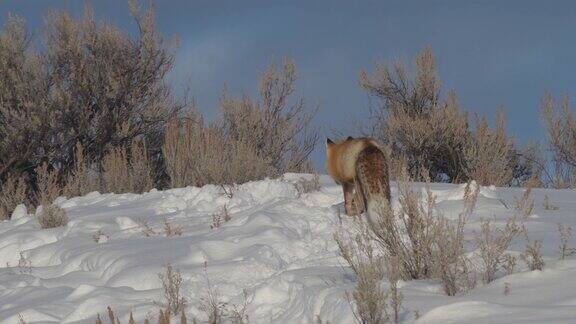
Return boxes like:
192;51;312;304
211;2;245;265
1;174;575;323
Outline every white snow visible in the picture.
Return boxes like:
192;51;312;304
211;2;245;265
1;174;576;323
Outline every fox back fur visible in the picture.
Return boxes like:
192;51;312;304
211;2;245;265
326;136;391;223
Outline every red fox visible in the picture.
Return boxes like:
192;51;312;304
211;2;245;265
326;137;391;222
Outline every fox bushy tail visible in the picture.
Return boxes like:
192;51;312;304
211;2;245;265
355;146;391;225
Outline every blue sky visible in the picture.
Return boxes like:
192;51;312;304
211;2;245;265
2;0;575;169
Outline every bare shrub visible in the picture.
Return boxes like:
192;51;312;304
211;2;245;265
108;306;120;324
158;263;187;316
229;289;252;324
463;112;515;186
139;219;158;237
162;113;201;188
514;187;534;219
138;218;182;237
360;47;522;185
163;218;183;237
503;282;511;296
558;224;575;259
164;115;275;187
17;252;32;274
101;146;130;194
431;214;476;296
163;59;317;187
521;235;545;271
95;307;193;324
199;263;227;324
293;174;321;197
360;48;467;182
1;3;180;190
334;227;391;324
362;170;478;296
542;194;559;211
35;163;69;228
102;140;155;194
220;58;318;174
541;92;576;188
64;142;99;197
0;16;47;185
35;163;61;205
210;205;231;230
475;217;521;284
0;174;27;220
38;203;68;229
503;254;517;275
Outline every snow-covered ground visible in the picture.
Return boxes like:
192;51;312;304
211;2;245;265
1;174;576;323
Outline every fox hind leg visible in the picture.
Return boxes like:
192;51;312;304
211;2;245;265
343;182;365;216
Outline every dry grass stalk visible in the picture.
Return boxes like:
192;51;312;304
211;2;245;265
541;92;576;188
514;187;534;219
463;111;515;186
558;224;575;259
334;226;391;324
163;218;183;237
158;263;186;315
542;194;559;210
0;174;27;220
210;205;231;230
64;142;99;198
503;282;511;296
108;306;120;324
503;254;517;275
293;174;321;197
521;233;545;271
199;263;227;324
17;252;32;274
38;203;68;229
475;217;521;284
102;140;155;194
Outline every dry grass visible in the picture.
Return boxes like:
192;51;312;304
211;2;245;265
475;217;521;284
163;115;275;187
558;224;575;259
293;174;321;197
158;263;187;316
35;163;68;228
63;142;99;198
37;203;68;229
541;92;576;188
0;174;27;220
339;171;480;297
334;225;391;324
543;194;559;211
17;252;32;275
503;254;517;275
521;232;545;271
463;111;515;186
95;307;194;324
210;205;231;230
35;163;61;205
102;140;155;194
514;187;535;219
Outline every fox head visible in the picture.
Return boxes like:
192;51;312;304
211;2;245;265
326;136;355;161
